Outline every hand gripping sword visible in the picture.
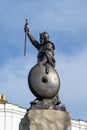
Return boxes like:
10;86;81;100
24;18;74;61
24;19;28;56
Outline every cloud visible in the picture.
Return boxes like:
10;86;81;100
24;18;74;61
55;47;87;119
56;47;87;102
0;55;36;107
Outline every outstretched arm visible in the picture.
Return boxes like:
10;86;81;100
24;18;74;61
24;24;40;50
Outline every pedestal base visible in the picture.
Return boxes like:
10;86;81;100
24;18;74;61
19;109;72;130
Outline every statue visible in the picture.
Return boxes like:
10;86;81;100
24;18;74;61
24;20;62;109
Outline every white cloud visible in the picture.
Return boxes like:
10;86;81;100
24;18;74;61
0;55;36;107
56;48;87;103
55;48;87;119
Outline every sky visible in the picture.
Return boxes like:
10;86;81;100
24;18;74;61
0;0;87;120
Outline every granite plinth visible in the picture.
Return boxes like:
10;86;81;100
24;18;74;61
19;109;72;130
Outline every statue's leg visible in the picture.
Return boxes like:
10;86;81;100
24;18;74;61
56;95;61;105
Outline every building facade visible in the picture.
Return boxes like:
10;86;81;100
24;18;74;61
0;94;26;130
72;119;87;130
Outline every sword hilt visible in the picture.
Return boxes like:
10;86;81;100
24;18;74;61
25;19;28;28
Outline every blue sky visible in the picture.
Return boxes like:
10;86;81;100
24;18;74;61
0;0;87;120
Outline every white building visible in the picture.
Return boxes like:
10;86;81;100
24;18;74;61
0;94;87;130
0;94;26;130
72;119;87;130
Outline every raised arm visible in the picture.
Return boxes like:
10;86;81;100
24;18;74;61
24;22;40;50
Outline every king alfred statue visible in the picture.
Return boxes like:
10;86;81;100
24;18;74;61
24;20;61;109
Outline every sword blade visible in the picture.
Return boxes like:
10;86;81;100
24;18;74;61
24;32;26;56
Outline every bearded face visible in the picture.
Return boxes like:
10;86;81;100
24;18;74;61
39;32;49;44
40;35;44;44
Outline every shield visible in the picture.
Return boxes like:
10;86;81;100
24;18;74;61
28;64;60;98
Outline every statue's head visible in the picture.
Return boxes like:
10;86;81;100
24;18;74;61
40;31;49;44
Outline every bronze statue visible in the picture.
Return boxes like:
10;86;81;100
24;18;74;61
24;24;55;68
24;20;61;109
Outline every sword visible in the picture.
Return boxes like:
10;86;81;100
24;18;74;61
24;19;28;56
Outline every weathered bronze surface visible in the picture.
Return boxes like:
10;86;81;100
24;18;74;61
24;22;55;68
28;64;60;98
24;20;62;109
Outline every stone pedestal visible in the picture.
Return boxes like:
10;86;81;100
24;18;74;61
19;109;72;130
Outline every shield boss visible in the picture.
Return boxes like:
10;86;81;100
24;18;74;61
28;64;60;98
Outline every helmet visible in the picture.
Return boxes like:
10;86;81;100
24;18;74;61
40;32;49;39
40;31;49;43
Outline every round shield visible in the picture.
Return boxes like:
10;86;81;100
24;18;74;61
28;64;60;98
